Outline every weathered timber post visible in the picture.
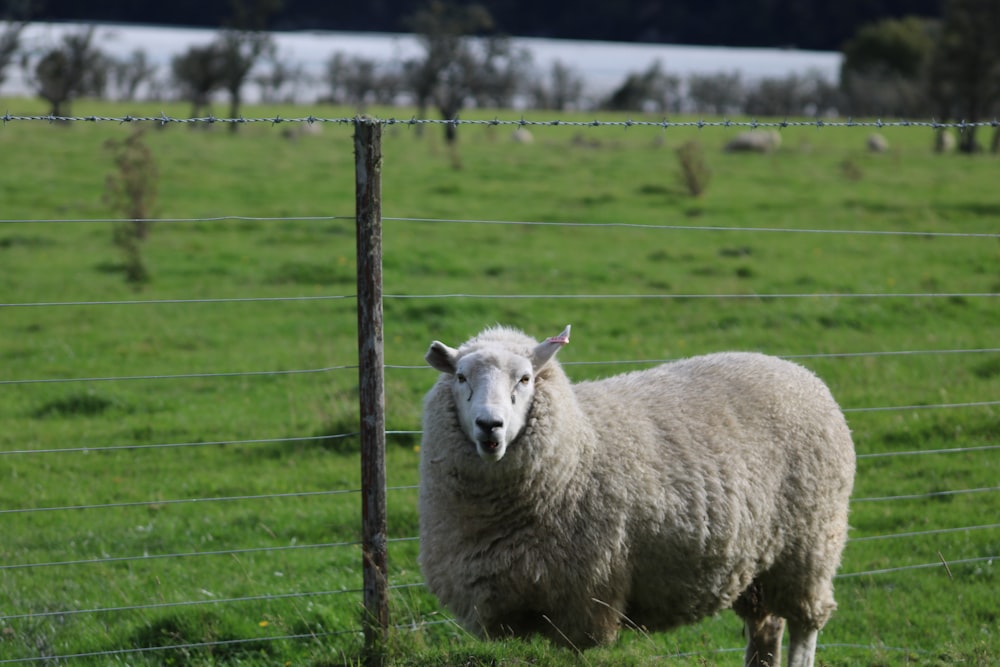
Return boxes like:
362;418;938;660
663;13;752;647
354;116;388;665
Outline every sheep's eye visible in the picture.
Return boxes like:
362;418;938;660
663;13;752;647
519;374;531;385
456;373;467;383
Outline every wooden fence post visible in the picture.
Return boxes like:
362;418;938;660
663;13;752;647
354;116;388;665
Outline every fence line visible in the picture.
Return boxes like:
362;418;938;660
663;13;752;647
3;112;999;130
3;120;997;665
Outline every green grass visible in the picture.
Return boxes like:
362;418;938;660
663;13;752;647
0;97;998;666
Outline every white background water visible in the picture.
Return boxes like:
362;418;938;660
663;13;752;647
4;21;842;107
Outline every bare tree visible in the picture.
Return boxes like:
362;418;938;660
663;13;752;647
110;49;156;101
745;72;838;117
172;43;225;118
215;0;282;131
529;59;585;111
0;21;25;89
687;72;745;115
603;60;680;113
29;27;109;117
470;38;532;109
254;50;306;103
403;0;495;143
217;29;275;131
928;0;1000;153
0;0;32;89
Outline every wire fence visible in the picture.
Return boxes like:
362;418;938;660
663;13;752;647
3;112;1000;130
1;115;998;665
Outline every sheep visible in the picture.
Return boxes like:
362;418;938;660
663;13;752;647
419;325;855;667
724;130;782;153
866;133;889;153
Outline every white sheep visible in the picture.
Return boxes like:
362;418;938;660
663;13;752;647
724;130;782;153
419;325;855;667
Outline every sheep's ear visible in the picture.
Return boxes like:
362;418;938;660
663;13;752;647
426;341;459;374
531;324;571;372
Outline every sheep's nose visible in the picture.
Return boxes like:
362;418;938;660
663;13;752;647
475;417;504;431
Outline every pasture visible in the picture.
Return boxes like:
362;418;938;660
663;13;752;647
0;98;997;666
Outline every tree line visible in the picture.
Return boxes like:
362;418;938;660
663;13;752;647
1;0;998;150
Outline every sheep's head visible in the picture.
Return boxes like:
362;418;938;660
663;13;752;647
425;325;570;462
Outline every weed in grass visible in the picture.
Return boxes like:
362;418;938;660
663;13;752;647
104;128;159;289
676;140;712;197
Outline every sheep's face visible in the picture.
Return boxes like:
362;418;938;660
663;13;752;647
426;326;570;463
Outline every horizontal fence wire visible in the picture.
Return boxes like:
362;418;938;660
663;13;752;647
2;347;997;385
3;113;1000;130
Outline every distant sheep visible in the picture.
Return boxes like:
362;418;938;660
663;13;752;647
724;130;782;153
866;133;889;153
419;325;855;667
511;127;534;144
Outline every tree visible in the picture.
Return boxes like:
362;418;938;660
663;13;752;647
403;0;496;143
745;71;840;117
0;20;25;89
0;0;33;89
255;49;306;103
602;60;679;113
687;72;745;115
217;29;274;131
110;49;156;101
217;0;282;131
528;60;585;111
927;0;1000;153
839;16;938;117
171;43;225;118
30;27;109;117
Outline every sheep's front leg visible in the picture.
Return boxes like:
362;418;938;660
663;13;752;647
786;622;818;667
742;613;784;667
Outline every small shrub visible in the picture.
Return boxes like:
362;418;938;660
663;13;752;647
104;127;159;288
676;140;711;197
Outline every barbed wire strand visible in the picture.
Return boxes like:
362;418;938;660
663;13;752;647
3;112;999;130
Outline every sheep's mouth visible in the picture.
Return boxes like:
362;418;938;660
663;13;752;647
479;439;501;452
475;439;505;462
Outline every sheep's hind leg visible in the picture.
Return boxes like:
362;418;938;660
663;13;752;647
786;622;818;667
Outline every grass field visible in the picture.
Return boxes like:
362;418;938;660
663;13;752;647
1;97;998;666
